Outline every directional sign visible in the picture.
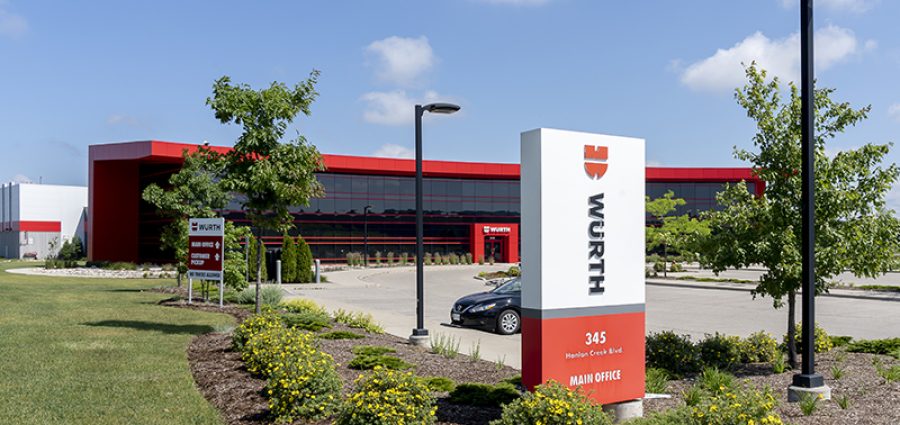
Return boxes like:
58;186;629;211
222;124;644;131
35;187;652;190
188;218;224;281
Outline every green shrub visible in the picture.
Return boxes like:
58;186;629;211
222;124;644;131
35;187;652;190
333;309;384;333
646;331;701;377
465;253;473;264
488;255;495;265
375;251;382;265
105;261;137;270
280;233;298;283
653;261;665;272
264;334;342;422
645;368;670;394
336;367;436;425
698;367;735;395
669;262;684;272
507;266;520;276
232;311;283;351
830;335;853;348
348;353;412;371
351;345;396;356
386;252;394;265
846;337;900;355
295;236;313;283
691;384;783;425
783;322;833;354
280;298;328;317
740;331;779;363
234;286;283;306
682;385;704;407
317;330;365;340
448;382;520;407
698;333;742;369
280;311;331;332
873;358;900;382
420;376;456;392
490;380;610;425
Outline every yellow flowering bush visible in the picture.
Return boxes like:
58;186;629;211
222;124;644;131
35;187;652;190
783;322;833;354
691;385;784;425
740;331;778;363
265;340;342;422
490;380;612;425
336;366;436;425
242;326;317;377
232;310;283;351
646;331;702;377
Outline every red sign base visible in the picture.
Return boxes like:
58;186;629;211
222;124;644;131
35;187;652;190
522;312;645;405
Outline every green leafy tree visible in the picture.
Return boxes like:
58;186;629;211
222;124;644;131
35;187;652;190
142;149;229;287
646;191;710;276
206;72;325;312
700;64;900;367
280;233;298;283
223;223;250;291
296;235;313;283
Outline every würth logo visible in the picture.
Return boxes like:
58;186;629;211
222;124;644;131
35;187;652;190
191;222;199;232
584;145;608;179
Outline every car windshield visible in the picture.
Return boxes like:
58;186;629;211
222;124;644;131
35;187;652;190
492;278;521;294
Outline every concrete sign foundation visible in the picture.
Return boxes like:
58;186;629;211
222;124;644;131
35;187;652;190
521;128;646;405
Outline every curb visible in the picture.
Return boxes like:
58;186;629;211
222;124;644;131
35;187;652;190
646;279;900;302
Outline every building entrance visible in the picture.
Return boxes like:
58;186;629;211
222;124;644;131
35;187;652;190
470;223;519;264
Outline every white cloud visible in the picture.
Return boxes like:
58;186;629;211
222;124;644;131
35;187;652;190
474;0;551;5
366;36;436;86
0;2;28;39
12;174;31;183
360;90;442;126
680;25;861;93
888;104;900;122
106;114;139;126
372;144;415;159
780;0;876;13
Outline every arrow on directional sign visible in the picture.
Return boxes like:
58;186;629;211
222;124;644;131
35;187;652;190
215;253;220;261
215;241;220;250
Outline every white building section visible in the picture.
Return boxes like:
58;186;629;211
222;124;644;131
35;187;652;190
0;182;87;259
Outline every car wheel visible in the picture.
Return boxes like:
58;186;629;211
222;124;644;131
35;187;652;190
496;309;520;335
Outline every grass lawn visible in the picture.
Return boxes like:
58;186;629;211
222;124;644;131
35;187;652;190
0;261;234;425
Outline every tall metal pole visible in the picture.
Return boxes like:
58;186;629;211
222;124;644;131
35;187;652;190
412;105;428;338
793;0;824;390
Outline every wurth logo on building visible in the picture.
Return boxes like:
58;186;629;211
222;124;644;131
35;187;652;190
584;145;609;179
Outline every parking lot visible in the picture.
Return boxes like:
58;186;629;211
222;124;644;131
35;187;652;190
283;264;900;370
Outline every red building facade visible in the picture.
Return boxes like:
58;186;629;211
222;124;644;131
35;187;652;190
88;140;763;264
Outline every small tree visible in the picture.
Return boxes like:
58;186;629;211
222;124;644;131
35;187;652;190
142;148;229;287
280;233;298;283
223;223;250;291
296;235;313;283
646;191;710;276
700;64;900;367
206;72;324;313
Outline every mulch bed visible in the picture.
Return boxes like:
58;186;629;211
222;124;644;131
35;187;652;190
168;300;518;425
645;350;900;425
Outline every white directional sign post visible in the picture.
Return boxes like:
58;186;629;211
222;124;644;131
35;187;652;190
187;217;225;307
521;128;646;414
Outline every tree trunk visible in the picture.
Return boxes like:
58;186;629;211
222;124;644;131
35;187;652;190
255;232;262;314
663;243;668;278
787;289;798;369
176;272;182;289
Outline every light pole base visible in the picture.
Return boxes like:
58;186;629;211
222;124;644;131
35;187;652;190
602;399;643;423
788;383;831;402
409;329;430;347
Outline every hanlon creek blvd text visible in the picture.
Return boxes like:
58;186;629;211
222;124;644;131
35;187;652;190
588;193;605;295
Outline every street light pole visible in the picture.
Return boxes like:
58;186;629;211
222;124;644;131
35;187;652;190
790;0;828;399
364;205;372;268
410;102;460;346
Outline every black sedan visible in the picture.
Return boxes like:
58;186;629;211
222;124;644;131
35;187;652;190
450;278;521;335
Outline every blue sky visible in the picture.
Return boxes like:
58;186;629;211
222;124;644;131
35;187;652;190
2;0;899;206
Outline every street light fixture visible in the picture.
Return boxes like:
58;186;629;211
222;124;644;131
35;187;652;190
364;205;372;268
410;102;460;346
